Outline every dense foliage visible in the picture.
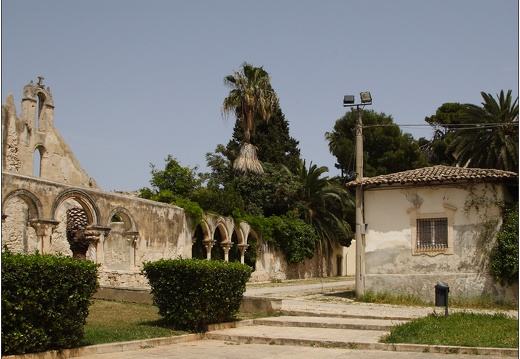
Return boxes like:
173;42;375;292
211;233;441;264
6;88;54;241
449;90;518;172
1;250;99;355
490;203;519;285
423;90;519;172
243;211;318;264
139;155;204;227
419;102;465;165
326;109;430;181
142;258;252;331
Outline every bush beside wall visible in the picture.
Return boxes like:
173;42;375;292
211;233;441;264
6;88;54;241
142;258;252;331
1;250;99;356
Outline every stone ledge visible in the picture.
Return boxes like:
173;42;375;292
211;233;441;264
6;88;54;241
2;334;203;359
93;287;282;316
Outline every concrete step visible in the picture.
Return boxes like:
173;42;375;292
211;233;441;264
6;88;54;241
204;317;519;356
205;323;389;349
252;315;407;330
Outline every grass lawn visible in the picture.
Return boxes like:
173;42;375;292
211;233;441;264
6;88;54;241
82;300;187;346
381;312;518;348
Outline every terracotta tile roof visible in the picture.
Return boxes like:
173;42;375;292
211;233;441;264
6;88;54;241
347;165;518;187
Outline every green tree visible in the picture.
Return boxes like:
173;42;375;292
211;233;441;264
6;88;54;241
448;90;519;172
221;62;279;174
139;155;204;225
226;106;302;174
292;161;353;250
420;102;465;165
205;146;300;217
326;109;429;181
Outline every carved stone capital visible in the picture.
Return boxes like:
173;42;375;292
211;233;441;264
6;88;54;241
29;219;59;236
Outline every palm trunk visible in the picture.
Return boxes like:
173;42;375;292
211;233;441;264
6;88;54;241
233;143;264;174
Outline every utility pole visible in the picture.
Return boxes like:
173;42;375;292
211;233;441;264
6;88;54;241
343;92;371;297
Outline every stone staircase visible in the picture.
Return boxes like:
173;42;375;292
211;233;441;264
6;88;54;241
206;315;406;350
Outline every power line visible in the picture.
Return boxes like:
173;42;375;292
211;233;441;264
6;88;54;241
362;123;518;130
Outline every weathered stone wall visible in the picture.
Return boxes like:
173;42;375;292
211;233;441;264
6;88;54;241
2;81;98;188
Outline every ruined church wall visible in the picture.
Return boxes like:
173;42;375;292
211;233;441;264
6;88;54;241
2;83;98;188
2;173;193;288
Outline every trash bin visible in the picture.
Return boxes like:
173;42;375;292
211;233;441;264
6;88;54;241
434;281;449;307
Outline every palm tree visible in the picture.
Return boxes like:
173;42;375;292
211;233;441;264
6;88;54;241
221;63;279;174
292;161;354;274
449;90;518;172
296;162;353;244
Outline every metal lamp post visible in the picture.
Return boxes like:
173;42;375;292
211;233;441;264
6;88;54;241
343;92;372;297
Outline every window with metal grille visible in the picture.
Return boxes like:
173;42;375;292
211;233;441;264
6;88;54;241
417;218;448;250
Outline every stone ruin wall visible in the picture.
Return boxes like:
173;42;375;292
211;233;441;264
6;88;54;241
1;79;353;289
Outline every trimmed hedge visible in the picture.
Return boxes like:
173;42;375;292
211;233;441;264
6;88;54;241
1;250;100;356
142;258;252;331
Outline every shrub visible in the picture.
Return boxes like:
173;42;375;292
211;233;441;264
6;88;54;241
244;212;317;264
1;250;99;355
490;203;519;285
142;258;252;331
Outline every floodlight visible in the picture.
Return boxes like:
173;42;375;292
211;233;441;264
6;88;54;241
343;95;355;106
360;92;372;104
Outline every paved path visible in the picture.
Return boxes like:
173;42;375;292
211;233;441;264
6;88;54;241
64;340;513;359
6;279;518;359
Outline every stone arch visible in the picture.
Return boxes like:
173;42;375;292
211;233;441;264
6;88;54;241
104;207;140;270
33;144;46;177
2;189;43;220
233;226;246;245
106;207;138;232
36;92;46;131
211;221;228;261
1;189;44;254
50;189;102;259
51;189;100;226
214;219;230;242
192;218;211;259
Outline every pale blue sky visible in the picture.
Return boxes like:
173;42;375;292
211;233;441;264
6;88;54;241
2;0;518;191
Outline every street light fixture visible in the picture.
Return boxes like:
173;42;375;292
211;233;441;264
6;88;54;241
342;92;372;297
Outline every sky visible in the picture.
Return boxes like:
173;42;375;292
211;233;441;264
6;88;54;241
2;0;518;191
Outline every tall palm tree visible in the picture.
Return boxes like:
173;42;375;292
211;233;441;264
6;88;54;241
292;161;354;271
449;90;518;172
221;63;279;174
296;161;354;278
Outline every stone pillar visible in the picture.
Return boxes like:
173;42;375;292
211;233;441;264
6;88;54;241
238;244;249;264
125;231;139;269
30;219;58;254
85;227;110;264
84;230;100;263
221;241;232;262
202;239;215;260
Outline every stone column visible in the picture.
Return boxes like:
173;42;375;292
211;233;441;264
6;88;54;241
221;241;232;262
30;219;59;254
125;231;139;269
238;244;249;264
85;227;110;264
202;239;216;260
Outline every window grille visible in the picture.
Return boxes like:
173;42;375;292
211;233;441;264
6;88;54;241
417;218;448;250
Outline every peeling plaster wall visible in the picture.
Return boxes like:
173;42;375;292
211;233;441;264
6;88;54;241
362;183;516;302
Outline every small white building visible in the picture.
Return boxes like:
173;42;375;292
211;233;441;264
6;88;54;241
348;166;517;302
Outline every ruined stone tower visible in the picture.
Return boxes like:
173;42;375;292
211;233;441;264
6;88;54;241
2;77;98;188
